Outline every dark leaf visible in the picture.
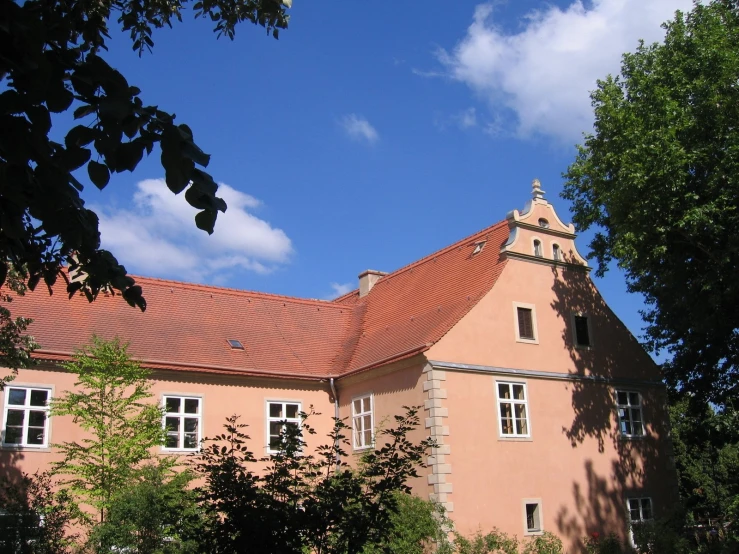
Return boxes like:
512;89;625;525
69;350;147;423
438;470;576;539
59;146;92;171
27;273;41;292
65;125;97;148
115;141;145;172
88;161;111;189
70;73;97;98
46;86;74;113
74;104;97;120
195;209;217;234
27;106;52;136
66;281;84;298
122;285;146;311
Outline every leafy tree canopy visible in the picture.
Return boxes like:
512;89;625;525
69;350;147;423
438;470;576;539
0;0;290;310
50;336;168;523
563;0;739;405
193;407;437;554
669;395;739;525
89;463;204;554
0;266;38;386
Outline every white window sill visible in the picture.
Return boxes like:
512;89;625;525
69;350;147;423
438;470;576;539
1;444;51;452
619;434;646;441
498;435;532;442
515;338;539;345
353;445;374;452
161;448;201;454
524;530;544;536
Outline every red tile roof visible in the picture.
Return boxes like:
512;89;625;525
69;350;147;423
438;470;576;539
15;279;353;380
9;220;509;380
336;220;509;374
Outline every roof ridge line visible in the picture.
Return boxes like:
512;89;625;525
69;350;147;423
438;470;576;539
366;219;506;289
127;275;350;309
332;289;359;302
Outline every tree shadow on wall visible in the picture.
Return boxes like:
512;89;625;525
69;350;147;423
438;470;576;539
549;259;675;551
0;448;25;490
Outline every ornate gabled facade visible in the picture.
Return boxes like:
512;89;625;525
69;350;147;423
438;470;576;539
0;182;676;552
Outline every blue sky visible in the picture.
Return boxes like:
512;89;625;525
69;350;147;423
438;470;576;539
84;0;693;352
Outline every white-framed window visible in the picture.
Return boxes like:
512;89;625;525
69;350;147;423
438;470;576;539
522;499;543;535
533;239;543;257
552;243;561;261
352;394;374;450
616;391;644;437
571;312;593;348
2;386;51;448
163;396;202;451
496;382;530;437
513;302;538;344
627;497;653;546
266;401;301;453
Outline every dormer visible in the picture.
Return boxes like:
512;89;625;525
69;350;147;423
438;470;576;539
500;179;588;268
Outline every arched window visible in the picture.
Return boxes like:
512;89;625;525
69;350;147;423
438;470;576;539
533;240;542;258
553;244;561;261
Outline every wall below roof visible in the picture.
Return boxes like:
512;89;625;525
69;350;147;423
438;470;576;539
0;364;335;477
441;369;676;551
426;255;659;381
336;357;431;498
421;256;676;551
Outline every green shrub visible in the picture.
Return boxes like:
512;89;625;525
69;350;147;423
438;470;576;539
453;528;519;554
88;462;203;554
583;532;629;554
522;532;564;554
632;518;691;554
0;471;77;554
362;492;452;554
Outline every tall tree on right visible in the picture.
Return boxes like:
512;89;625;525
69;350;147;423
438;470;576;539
563;0;739;406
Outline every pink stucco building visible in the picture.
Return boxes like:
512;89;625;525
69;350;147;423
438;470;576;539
1;182;676;551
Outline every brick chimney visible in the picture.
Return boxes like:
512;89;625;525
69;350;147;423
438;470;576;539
358;269;387;297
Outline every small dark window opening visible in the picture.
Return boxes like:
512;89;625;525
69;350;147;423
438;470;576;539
553;244;561;261
472;241;486;255
533;240;542;257
538;218;549;228
526;503;541;532
574;316;590;347
517;308;535;340
227;339;245;350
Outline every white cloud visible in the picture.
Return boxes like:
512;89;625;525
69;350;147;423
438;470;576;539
457;107;478;129
434;107;481;132
95;179;292;283
437;0;693;144
340;114;379;144
324;282;354;300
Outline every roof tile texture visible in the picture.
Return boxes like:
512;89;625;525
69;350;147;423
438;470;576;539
10;221;509;379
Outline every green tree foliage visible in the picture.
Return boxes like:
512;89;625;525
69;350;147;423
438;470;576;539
88;463;204;554
0;0;291;310
453;529;565;554
0;266;38;388
0;471;78;554
521;533;564;554
562;0;739;405
50;336;166;523
583;533;629;554
361;491;453;554
453;528;519;554
669;396;739;527
193;407;437;554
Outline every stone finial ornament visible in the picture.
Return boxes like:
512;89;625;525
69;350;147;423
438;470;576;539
532;178;546;200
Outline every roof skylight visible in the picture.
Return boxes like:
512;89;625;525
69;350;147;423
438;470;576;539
227;339;245;350
472;241;486;255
